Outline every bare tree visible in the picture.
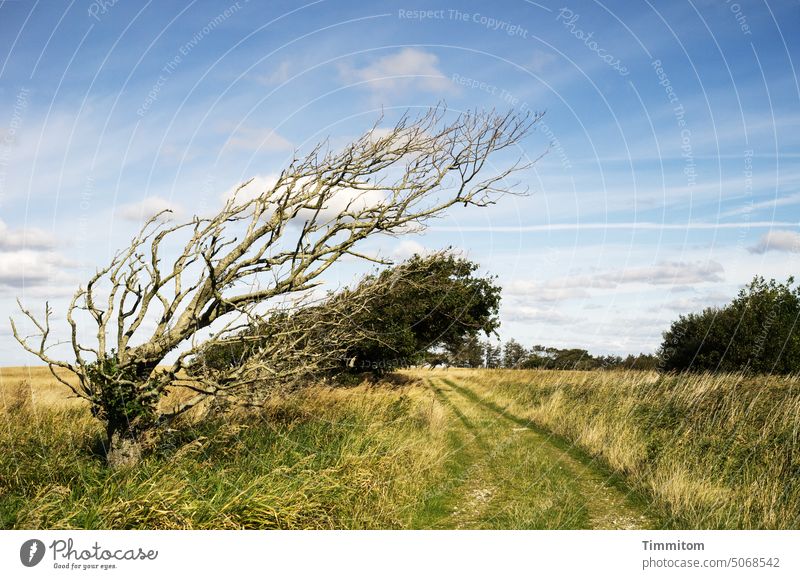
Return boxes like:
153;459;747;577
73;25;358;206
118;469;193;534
11;106;542;466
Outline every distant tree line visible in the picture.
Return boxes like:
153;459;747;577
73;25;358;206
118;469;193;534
438;337;658;371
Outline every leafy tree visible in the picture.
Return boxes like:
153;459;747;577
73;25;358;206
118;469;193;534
502;338;527;368
519;344;552;369
549;348;594;370
595;354;623;369
337;252;501;374
659;276;800;373
620;353;659;371
445;333;485;368
484;342;502;368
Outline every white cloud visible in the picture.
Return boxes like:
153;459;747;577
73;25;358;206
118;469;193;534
296;187;385;223
0;221;77;297
529;287;590;302
0;220;56;250
221;125;293;153
663;292;729;313
259;60;292;85
722;191;800;217
393;240;426;259
507;280;593;301
220;176;386;224
507;261;725;302
0;250;76;290
0;105;163;206
668;285;697;294
339;48;456;96
221;174;281;204
749;230;800;254
117;196;181;222
503;305;577;325
611;261;725;285
158;143;199;163
529;50;557;73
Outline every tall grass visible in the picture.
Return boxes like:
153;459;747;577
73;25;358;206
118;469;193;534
4;366;798;529
447;368;800;529
1;374;450;529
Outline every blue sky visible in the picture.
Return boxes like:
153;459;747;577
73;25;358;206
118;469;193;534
1;0;799;364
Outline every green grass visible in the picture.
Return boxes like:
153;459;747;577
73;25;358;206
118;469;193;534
1;383;451;529
448;368;800;529
2;367;798;529
423;377;653;529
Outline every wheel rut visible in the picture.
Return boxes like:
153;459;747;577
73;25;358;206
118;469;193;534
425;376;654;529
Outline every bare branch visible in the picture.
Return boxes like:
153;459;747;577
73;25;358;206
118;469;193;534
11;106;542;433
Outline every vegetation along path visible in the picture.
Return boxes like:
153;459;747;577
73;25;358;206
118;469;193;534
413;374;655;529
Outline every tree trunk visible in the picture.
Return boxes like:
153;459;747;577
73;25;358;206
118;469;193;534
106;428;143;469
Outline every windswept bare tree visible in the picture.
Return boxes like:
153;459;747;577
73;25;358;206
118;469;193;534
11;106;542;466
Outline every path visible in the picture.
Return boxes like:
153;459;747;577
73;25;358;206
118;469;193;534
413;375;654;529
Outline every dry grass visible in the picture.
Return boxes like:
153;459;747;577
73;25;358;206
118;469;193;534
445;368;800;529
0;367;85;412
0;367;451;529
4;366;798;529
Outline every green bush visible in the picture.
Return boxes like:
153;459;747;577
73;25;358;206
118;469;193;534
86;352;165;436
660;276;800;373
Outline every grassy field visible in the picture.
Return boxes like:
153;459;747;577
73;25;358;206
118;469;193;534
1;366;797;529
453;368;800;529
